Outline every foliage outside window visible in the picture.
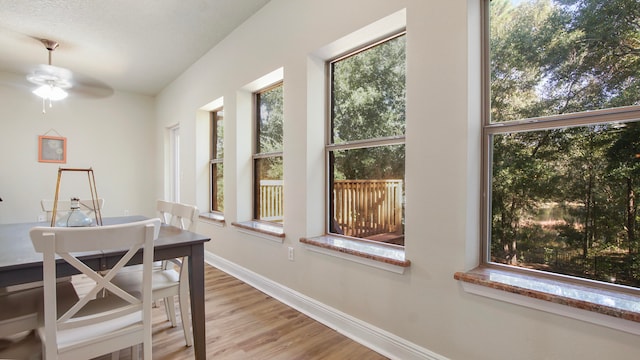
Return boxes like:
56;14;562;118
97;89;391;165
328;32;406;246
210;109;224;213
486;0;640;290
254;84;284;223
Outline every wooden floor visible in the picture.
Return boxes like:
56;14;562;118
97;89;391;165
105;264;388;360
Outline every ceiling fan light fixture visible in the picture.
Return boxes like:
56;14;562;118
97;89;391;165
33;84;68;101
27;39;74;113
27;71;72;89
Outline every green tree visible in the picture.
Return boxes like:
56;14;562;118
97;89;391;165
489;0;640;282
258;85;283;154
606;122;640;254
257;85;284;179
490;0;568;263
558;0;640;108
332;34;406;180
560;126;613;257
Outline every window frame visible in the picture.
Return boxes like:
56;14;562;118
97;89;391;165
480;0;640;295
209;108;224;214
325;31;407;243
253;82;284;223
169;124;180;203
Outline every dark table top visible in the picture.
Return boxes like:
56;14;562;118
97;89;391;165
0;215;210;273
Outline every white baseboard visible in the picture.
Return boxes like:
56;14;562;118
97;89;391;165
205;251;447;360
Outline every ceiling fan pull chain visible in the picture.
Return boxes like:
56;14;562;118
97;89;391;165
40;97;54;114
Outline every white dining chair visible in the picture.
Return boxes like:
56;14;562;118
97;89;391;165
156;199;174;225
161;202;198;346
0;287;41;339
0;281;78;339
0;251;78;346
0;281;79;360
169;202;199;233
41;198;105;224
29;218;160;360
0;328;41;360
113;201;198;347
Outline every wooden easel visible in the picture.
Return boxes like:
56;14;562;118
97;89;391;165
50;167;103;227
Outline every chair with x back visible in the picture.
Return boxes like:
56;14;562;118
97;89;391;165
41;198;105;226
113;202;198;347
164;202;198;345
30;218;160;360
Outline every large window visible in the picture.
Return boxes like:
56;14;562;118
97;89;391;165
328;32;406;246
485;0;640;289
254;83;284;223
210;109;224;213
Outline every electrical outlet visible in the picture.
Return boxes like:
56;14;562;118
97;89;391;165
37;214;46;222
287;247;294;261
124;209;130;216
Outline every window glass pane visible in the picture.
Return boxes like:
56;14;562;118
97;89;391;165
214;110;224;159
210;109;224;214
329;144;405;245
257;85;283;153
211;162;224;213
254;156;283;222
490;122;640;288
331;34;406;143
490;0;640;123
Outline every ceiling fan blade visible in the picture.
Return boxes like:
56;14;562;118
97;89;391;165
0;71;32;91
68;71;114;98
68;83;114;98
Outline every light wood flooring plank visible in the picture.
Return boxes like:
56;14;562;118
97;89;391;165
100;264;388;359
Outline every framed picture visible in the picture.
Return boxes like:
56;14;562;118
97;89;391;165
38;135;67;163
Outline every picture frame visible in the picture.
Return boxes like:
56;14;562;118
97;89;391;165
38;135;67;163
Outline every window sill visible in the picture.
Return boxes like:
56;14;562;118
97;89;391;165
200;212;225;225
300;235;410;274
454;266;640;335
232;220;285;242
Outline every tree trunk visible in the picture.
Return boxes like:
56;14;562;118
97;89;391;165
583;171;594;259
626;177;636;254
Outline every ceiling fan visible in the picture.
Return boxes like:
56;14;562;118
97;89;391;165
26;38;113;113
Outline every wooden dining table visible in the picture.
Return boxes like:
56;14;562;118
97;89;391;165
0;215;211;360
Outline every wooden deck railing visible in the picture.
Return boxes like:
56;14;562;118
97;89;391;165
333;179;403;238
259;180;284;221
258;179;403;239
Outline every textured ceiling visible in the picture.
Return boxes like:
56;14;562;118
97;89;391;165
0;0;270;96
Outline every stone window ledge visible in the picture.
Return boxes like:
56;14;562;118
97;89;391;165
455;266;640;335
300;235;410;274
232;221;285;242
200;212;225;225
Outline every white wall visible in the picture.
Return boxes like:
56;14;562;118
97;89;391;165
0;73;156;223
157;0;640;359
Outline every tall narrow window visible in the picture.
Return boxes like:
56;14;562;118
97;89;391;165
328;32;406;246
169;125;180;203
485;0;640;289
254;83;284;223
210;109;224;213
